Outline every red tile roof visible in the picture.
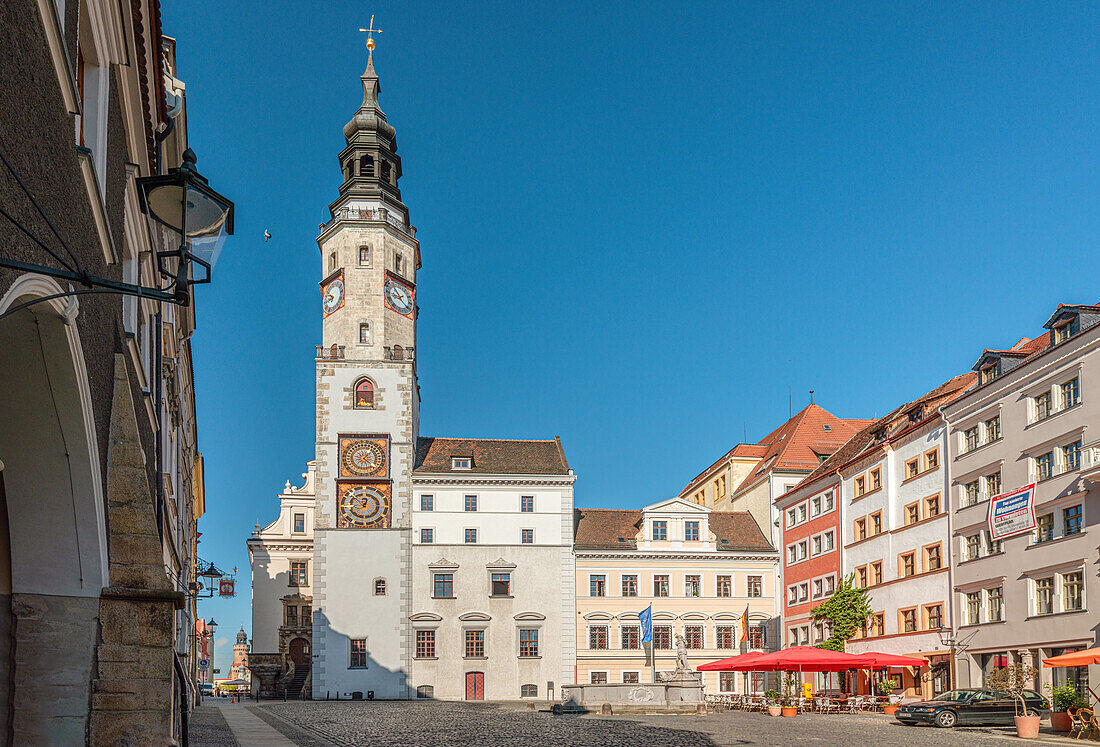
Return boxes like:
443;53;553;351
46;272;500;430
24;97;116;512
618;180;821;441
573;508;774;552
788;372;978;498
733;405;874;493
413;437;570;475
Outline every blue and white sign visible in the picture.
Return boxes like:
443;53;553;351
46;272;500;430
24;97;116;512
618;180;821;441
988;483;1037;540
198;658;209;670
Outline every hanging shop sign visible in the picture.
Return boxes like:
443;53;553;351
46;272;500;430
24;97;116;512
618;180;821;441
988;483;1037;540
218;578;236;597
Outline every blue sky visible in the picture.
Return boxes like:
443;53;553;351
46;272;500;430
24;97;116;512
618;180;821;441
161;0;1100;667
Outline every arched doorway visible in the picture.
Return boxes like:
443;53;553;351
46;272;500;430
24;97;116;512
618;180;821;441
288;637;310;668
0;278;108;745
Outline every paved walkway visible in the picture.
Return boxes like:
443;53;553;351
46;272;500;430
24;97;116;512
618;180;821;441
209;700;296;746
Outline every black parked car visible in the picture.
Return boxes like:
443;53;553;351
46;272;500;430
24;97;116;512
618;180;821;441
895;688;1049;728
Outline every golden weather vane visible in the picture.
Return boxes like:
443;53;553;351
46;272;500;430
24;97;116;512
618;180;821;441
359;15;382;54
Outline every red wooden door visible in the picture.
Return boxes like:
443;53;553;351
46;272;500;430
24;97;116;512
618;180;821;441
465;671;484;700
289;638;310;667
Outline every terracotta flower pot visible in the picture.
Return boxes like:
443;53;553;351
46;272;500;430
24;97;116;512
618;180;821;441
1014;715;1041;739
882;704;898;715
1050;711;1072;732
766;706;782;716
781;706;797;717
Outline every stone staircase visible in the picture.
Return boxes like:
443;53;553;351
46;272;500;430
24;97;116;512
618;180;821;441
284;664;310;700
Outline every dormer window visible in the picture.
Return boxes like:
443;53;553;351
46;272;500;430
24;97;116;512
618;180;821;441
452;457;472;470
1054;316;1080;344
823;424;831;432
981;364;999;385
908;408;922;424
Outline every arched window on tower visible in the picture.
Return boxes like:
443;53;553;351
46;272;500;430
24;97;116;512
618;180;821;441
329;251;337;271
353;378;374;408
343;159;354;181
360;154;375;177
380;160;391;183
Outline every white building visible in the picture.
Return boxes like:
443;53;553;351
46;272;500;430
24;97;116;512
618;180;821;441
409;438;576;701
250;45;576;701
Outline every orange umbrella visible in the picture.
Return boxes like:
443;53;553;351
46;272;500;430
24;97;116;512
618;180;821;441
1042;647;1100;705
1042;647;1100;668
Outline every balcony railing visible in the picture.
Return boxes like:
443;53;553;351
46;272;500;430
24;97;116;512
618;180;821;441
316;345;345;360
384;346;414;361
318;206;416;238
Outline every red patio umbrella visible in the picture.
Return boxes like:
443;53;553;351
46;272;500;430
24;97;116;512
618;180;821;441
697;651;770;671
769;646;876;672
859;652;927;668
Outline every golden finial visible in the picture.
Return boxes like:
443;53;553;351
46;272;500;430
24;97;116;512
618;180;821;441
359;15;382;57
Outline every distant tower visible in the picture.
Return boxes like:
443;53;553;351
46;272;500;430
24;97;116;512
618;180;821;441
230;627;251;681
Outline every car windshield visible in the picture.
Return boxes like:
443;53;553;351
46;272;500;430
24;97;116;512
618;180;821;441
932;690;977;702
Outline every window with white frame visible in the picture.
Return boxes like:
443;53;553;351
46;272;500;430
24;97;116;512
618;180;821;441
1036;451;1055;480
966;591;982;625
963;480;980;507
622;672;640;684
986;471;1002;499
684;520;700;541
964;426;980;452
1035;391;1053;421
1064;440;1082;472
1063;571;1084;611
590;671;608;684
985;416;1001;442
747;575;763;598
1034;576;1055;615
987;587;1003;621
1061;378;1080;408
719;672;736;692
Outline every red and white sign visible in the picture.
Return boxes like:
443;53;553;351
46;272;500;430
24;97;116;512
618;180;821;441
218;578;236;598
988;483;1037;540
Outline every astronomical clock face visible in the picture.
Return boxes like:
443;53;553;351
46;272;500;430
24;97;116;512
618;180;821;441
384;275;414;317
321;270;345;318
339;436;388;479
337;483;391;528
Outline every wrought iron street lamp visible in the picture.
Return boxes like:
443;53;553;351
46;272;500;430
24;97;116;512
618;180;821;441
0;147;233;319
136;148;233;305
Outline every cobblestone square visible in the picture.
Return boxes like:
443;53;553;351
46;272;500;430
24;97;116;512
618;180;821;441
190;700;1080;747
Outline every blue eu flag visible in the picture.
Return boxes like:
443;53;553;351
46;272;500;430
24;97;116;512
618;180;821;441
639;604;653;643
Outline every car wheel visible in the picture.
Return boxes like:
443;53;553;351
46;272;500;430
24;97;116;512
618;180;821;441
934;710;957;728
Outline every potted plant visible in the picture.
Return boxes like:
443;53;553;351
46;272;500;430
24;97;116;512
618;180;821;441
780;674;799;717
986;662;1041;739
877;679;898;715
764;689;782;717
1046;684;1087;732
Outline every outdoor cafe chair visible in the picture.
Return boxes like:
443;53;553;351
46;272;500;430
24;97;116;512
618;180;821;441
1070;708;1098;740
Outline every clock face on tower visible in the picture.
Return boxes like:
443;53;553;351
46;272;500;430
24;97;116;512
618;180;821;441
384;274;415;317
337;482;391;528
321;270;345;318
339;436;388;478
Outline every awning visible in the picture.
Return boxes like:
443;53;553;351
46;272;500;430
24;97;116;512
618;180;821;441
1042;647;1100;668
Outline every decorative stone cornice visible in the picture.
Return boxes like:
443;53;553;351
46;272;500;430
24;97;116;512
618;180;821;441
412;474;575;487
575;551;779;562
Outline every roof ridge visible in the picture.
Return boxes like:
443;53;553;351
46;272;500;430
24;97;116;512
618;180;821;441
420;436;559;443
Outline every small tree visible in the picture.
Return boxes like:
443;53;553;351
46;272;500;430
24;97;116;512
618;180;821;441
810;573;873;652
986;662;1039;717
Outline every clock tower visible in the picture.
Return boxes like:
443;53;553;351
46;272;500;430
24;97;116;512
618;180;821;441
311;43;419;698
